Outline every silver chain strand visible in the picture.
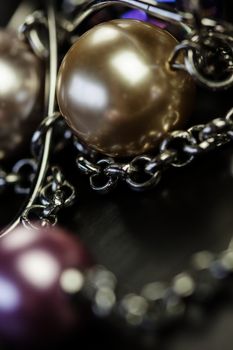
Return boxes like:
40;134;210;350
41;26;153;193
21;166;76;229
1;0;233;337
76;107;233;192
1;4;75;235
0;159;37;195
169;22;233;89
0;110;76;230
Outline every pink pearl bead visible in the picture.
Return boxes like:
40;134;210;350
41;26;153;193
0;225;92;346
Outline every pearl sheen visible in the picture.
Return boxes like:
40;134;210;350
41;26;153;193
0;30;43;159
0;226;91;346
57;20;195;157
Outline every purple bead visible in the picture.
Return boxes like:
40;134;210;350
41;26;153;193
0;226;92;346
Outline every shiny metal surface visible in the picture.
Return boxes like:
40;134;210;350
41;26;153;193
65;0;193;34
7;1;36;30
2;1;59;236
169;28;233;90
0;29;42;160
76;106;233;192
57;19;195;157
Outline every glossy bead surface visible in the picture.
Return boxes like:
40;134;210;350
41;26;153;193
0;30;43;160
57;20;195;157
0;226;91;346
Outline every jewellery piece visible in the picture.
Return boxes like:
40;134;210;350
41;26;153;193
0;225;92;346
76;108;233;192
0;30;43;160
0;0;233;347
57;19;195;157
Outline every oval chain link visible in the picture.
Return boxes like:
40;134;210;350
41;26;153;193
77;107;233;192
21;167;76;229
169;25;233;90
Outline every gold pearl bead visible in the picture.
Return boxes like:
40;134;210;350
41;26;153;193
0;30;43;159
57;20;195;157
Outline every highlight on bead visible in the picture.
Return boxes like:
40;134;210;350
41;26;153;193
0;225;91;346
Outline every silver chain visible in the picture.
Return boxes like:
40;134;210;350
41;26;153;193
169;22;233;90
21;166;76;229
0;158;37;195
82;246;233;331
1;0;233;336
76;107;233;192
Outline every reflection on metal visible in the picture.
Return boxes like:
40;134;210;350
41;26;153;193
7;1;36;30
65;0;193;34
2;1;59;236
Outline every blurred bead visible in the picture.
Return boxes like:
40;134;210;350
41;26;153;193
0;30;43;160
191;252;219;301
94;287;116;316
176;0;224;20
57;20;195;157
85;266;117;316
141;282;167;329
121;294;148;326
0;225;91;346
141;282;166;301
89;265;117;290
173;272;195;297
192;250;214;270
163;288;186;319
221;250;233;272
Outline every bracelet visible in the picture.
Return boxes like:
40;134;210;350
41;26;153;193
0;0;232;347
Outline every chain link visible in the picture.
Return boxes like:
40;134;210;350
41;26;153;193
19;10;49;59
76;107;233;192
0;159;37;194
169;25;233;90
21;166;75;229
0;169;20;190
0;112;63;196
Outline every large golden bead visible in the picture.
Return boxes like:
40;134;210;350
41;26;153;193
0;30;43;160
57;20;195;157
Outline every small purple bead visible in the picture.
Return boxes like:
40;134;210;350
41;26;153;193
0;226;92;346
121;9;148;21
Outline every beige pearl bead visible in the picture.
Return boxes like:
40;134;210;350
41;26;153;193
0;30;43;160
57;20;195;157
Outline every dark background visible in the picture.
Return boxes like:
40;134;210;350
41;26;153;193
1;1;233;349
